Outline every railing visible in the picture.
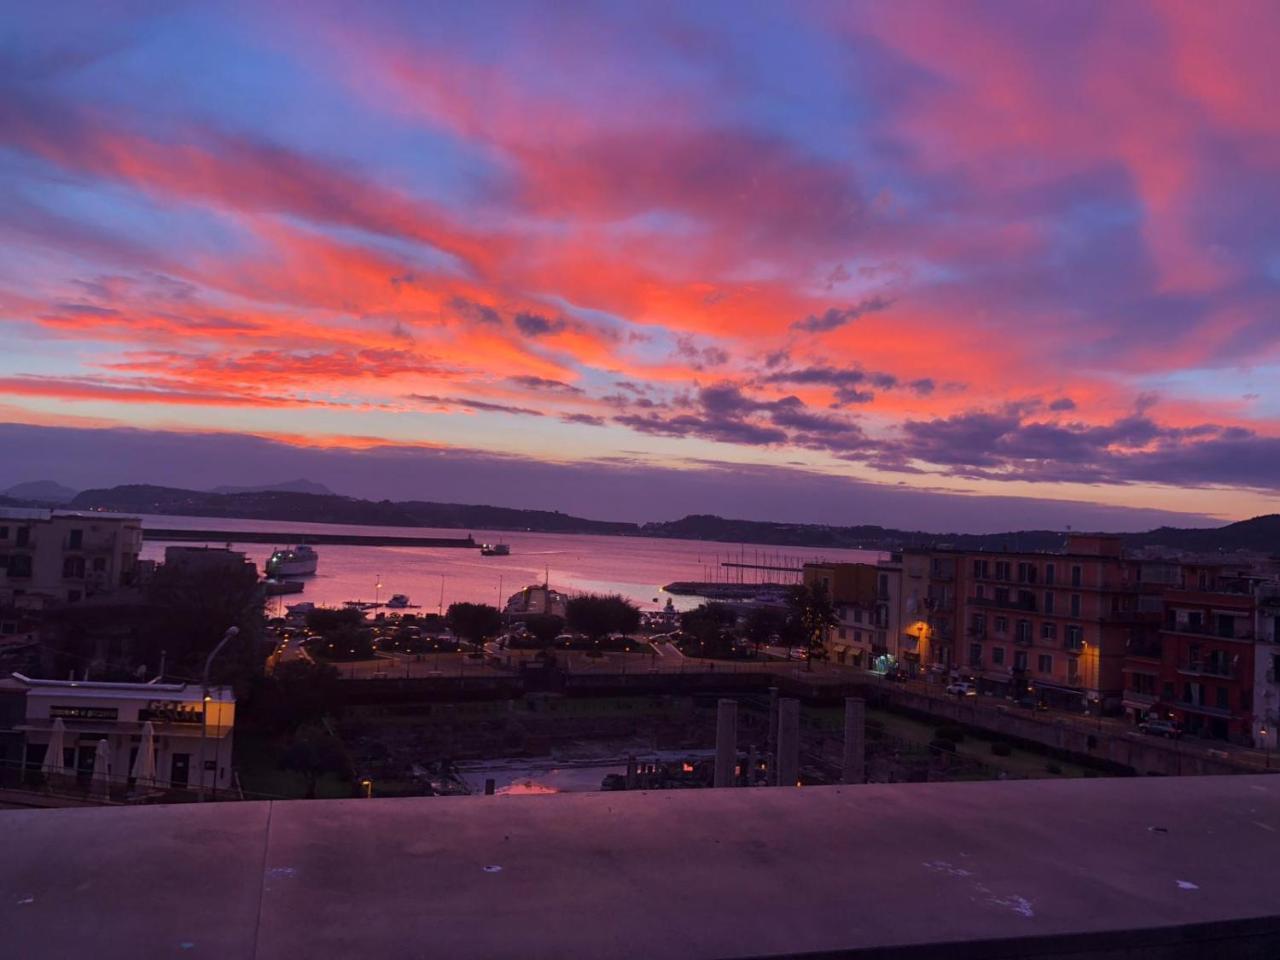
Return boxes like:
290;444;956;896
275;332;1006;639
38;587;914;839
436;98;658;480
1178;662;1234;679
969;595;1037;613
1164;623;1252;641
1063;639;1084;652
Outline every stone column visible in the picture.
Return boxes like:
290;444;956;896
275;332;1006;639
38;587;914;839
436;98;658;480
714;698;738;788
766;686;780;785
842;697;866;784
776;698;800;787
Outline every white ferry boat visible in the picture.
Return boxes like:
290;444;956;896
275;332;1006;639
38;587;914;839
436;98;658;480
266;544;319;577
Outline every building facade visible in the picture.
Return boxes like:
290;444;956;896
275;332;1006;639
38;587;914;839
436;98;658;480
805;561;901;672
6;673;234;794
0;511;143;608
899;550;959;678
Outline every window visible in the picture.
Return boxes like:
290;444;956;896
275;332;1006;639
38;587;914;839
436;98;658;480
0;526;8;539
62;556;86;579
92;556;106;572
995;561;1011;581
1065;625;1083;649
996;587;1010;605
69;529;83;548
7;554;32;578
971;613;986;633
1071;565;1083;587
1045;563;1055;585
973;559;986;578
838;627;846;640
975;584;985;599
992;646;1005;665
968;643;982;666
1070;594;1081;618
1038;654;1053;674
1043;592;1055;614
1216;687;1229;710
1162;682;1175;701
1016;620;1032;643
1216;614;1235;639
1017;562;1037;584
1013;651;1028;671
16;526;29;547
994;616;1008;634
67;589;81;602
1041;622;1058;641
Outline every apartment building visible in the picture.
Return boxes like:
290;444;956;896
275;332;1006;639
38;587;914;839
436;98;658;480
804;560;901;672
951;535;1146;712
899;549;959;677
1254;590;1280;750
0;511;143;607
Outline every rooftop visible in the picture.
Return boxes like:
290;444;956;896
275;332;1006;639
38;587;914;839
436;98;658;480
2;775;1278;958
9;673;233;704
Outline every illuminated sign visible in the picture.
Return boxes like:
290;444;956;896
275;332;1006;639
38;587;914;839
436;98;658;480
138;700;204;724
50;706;118;721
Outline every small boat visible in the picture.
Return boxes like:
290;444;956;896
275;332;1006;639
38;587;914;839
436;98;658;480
285;601;315;615
266;545;318;577
263;578;305;596
481;543;510;556
386;594;410;609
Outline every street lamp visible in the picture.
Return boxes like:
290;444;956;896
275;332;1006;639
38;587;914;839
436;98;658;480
361;778;373;798
198;625;239;802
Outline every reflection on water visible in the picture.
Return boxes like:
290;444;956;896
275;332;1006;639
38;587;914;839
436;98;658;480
139;513;882;610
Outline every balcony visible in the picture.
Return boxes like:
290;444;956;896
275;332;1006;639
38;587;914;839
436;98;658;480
1177;662;1234;680
1122;690;1158;708
1163;622;1253;642
968;595;1037;613
1063;639;1084;653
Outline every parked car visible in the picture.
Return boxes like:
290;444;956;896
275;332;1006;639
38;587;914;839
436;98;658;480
946;681;977;697
1139;719;1182;739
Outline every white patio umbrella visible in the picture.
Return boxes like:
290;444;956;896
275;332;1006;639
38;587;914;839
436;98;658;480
40;717;69;778
90;738;111;800
130;721;157;787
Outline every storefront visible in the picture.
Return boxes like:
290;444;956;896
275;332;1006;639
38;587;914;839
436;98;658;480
9;673;235;795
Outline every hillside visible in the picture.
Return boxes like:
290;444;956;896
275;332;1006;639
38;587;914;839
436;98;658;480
41;485;1280;555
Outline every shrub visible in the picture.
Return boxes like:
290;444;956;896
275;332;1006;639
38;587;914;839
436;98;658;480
934;725;966;743
929;738;957;753
1046;762;1063;775
991;741;1012;757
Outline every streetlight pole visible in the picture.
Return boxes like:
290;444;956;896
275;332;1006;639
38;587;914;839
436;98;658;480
199;626;239;802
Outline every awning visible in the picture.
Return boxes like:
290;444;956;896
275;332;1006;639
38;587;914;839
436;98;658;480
1032;679;1085;694
981;671;1014;684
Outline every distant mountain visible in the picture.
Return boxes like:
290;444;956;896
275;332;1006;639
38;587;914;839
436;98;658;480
210;478;335;496
2;480;79;503
67;485;633;535
63;484;1280;555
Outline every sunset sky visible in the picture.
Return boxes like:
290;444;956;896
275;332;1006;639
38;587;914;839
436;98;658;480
3;1;1279;530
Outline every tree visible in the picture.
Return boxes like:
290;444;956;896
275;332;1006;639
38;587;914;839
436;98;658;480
244;659;342;735
788;582;838;669
565;594;641;646
446;602;503;653
141;558;266;691
279;725;352;799
743;606;788;654
305;607;374;661
680;603;737;658
522;614;565;648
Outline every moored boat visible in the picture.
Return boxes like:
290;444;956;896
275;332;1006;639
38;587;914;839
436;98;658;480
481;543;510;556
266;544;319;577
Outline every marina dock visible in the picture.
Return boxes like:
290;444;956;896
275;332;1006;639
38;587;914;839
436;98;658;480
144;528;478;548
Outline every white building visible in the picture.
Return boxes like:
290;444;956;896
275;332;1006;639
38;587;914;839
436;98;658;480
0;511;143;607
8;673;234;795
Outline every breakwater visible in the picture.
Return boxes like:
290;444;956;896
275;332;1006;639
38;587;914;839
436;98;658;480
144;528;477;548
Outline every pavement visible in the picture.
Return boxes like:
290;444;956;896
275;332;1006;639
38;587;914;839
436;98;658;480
2;777;1279;958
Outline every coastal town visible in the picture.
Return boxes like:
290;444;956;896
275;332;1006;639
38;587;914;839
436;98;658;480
1;507;1277;806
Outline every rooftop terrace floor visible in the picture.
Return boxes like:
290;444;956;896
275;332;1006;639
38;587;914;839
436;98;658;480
2;776;1279;958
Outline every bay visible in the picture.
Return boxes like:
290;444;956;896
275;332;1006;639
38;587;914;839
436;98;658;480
137;513;884;613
